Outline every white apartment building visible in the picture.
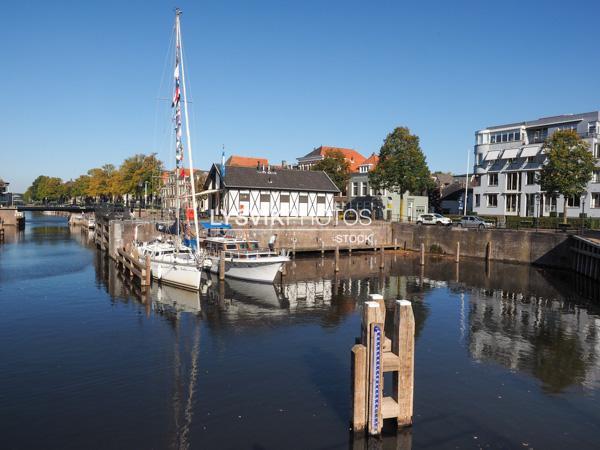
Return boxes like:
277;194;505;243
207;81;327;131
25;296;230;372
473;111;600;218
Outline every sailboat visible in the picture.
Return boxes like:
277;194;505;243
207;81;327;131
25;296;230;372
137;9;202;291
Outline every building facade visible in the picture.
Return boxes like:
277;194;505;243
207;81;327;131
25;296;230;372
0;179;12;207
160;168;207;211
346;156;429;221
473;111;600;218
204;164;339;217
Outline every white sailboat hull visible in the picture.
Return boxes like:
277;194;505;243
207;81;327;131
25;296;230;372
151;261;202;291
208;256;287;283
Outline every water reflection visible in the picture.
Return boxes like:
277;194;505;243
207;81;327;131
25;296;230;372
469;289;600;392
4;215;600;449
93;248;600;395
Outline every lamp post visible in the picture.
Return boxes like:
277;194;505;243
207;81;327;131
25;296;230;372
144;181;148;210
535;192;541;231
137;182;143;218
581;191;588;235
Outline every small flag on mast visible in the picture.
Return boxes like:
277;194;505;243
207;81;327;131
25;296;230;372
221;148;226;178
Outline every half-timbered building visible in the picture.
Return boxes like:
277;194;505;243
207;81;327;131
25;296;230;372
204;164;340;217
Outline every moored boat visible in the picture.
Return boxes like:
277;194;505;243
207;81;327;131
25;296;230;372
203;235;289;283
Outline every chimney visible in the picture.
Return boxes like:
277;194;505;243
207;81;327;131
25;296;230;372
282;160;287;168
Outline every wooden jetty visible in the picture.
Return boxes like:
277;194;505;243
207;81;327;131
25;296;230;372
571;235;600;281
351;294;415;436
114;246;151;287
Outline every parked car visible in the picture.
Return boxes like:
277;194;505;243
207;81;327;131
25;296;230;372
457;216;494;229
416;213;452;226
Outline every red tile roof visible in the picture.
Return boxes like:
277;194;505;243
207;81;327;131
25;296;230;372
226;155;269;168
316;146;366;171
359;153;379;171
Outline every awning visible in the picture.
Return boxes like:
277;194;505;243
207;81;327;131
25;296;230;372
484;150;501;161
200;221;232;230
521;146;540;157
501;149;519;159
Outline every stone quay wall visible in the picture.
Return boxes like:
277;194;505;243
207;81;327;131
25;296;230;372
391;223;573;269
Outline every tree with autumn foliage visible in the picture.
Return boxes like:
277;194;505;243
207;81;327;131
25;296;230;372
539;130;595;223
311;149;350;193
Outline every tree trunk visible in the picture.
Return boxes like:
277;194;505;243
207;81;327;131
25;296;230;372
563;197;568;224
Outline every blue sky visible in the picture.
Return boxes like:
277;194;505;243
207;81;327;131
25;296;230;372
1;0;598;192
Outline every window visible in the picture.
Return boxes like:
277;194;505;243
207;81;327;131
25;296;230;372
260;194;270;203
478;153;483;165
525;156;535;164
280;194;290;203
544;195;557;213
239;193;250;202
566;195;581;208
488;173;498;186
486;194;498;207
592;170;600;183
526;172;536;185
362;182;368;196
594;143;600;158
592;193;600;208
506;194;519;213
299;195;308;204
588;122;597;135
475;194;480;207
317;195;325;204
352;182;359;196
506;172;520;191
490;129;521;144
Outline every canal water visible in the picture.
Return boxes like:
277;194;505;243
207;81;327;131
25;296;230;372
1;213;599;449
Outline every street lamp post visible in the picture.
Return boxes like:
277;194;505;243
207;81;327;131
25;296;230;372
137;182;143;218
144;181;148;210
535;193;541;232
581;191;588;235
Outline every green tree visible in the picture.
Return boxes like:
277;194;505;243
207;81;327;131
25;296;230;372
312;149;350;193
539;130;595;223
117;153;164;198
369;127;434;218
24;175;64;202
71;175;90;200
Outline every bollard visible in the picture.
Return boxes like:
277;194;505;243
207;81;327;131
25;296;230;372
335;246;340;272
219;250;226;281
393;300;415;428
455;241;460;263
380;246;385;269
420;243;425;266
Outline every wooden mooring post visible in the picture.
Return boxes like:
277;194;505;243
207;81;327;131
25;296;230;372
351;294;415;435
419;243;425;266
379;246;385;270
334;246;340;272
485;241;491;262
219;250;226;281
455;241;460;263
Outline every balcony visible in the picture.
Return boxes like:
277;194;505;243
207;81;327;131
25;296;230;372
529;131;597;144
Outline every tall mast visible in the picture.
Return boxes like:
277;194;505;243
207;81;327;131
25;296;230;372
176;9;201;251
173;10;183;240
